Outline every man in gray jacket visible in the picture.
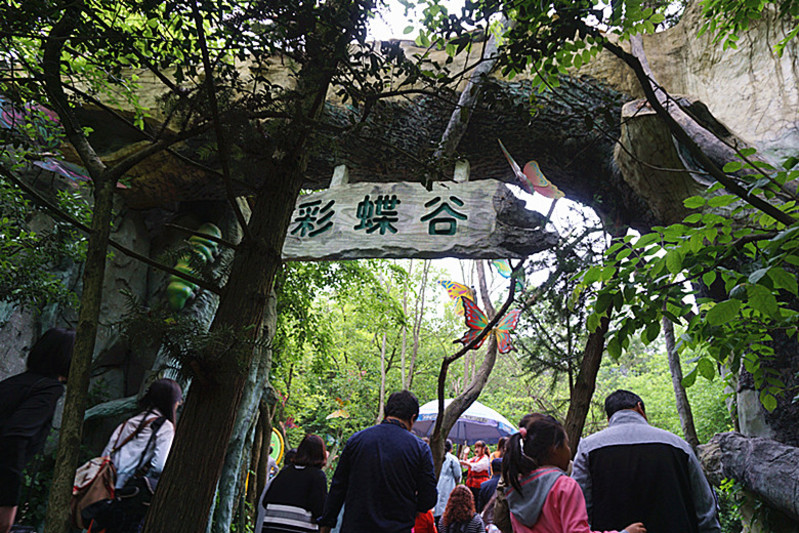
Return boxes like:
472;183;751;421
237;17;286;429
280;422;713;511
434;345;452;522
572;390;720;533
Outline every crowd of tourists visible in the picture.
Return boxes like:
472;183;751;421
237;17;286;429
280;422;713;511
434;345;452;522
1;329;720;533
256;389;719;533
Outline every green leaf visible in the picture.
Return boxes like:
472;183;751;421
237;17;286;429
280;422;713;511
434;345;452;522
768;267;798;295
633;233;660;248
683;196;706;209
582;267;601;284
595;292;613;313
748;267;769;284
587;312;600;332
708;195;737;207
403;26;414;34
759;390;778;412
642;320;661;345
706;299;741;325
747;284;779;317
607;336;622;360
702;271;717;287
723;161;743;172
665;249;683;274
697;358;716;380
682;366;698;387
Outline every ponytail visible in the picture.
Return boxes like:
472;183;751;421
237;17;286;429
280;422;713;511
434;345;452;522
502;432;536;493
501;414;567;493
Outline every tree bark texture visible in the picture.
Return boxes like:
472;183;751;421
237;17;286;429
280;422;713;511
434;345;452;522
377;331;387;424
253;396;276;507
563;311;610;456
408;260;430;390
211;289;276;533
144;30;339;526
699;432;799;522
43;178;116;533
144;180;300;533
663;316;699;450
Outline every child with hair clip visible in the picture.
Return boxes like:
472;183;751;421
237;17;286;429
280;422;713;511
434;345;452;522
501;416;646;533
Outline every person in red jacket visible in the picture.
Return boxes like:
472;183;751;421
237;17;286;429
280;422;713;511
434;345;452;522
413;509;437;533
460;440;490;504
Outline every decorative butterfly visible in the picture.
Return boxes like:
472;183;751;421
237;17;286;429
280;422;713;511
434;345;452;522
284;416;299;429
326;409;350;420
490;259;525;292
497;139;565;200
455;296;521;354
437;280;475;316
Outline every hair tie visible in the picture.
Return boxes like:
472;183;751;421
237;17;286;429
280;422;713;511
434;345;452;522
519;427;527;438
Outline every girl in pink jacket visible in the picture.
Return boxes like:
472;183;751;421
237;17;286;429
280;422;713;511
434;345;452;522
502;416;646;533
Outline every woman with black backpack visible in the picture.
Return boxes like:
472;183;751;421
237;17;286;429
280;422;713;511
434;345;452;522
0;328;75;533
87;378;182;533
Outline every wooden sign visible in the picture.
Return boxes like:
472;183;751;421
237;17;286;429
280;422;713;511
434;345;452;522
282;178;557;261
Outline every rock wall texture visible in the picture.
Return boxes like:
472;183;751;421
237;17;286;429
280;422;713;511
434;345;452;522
583;2;799;161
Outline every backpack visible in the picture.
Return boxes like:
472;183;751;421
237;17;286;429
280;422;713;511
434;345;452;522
70;416;160;529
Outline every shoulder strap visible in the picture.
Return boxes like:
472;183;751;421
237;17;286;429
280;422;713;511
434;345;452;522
133;416;167;475
110;414;158;455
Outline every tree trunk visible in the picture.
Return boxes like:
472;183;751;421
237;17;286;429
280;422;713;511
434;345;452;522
563;312;611;455
43;177;116;533
142;6;351;525
211;289;277;533
663;316;699;450
431;260;502;476
377;332;387;423
408;259;430;389
254;397;276;505
401;261;412;388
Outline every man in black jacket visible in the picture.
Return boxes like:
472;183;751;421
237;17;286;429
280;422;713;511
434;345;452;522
572;390;720;533
319;390;437;533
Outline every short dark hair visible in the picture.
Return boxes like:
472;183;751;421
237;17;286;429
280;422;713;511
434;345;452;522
605;390;644;418
384;390;419;421
293;434;326;468
27;327;75;378
285;448;298;464
445;439;453;453
141;378;183;424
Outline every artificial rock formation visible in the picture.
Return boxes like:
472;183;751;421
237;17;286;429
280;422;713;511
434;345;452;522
700;432;799;531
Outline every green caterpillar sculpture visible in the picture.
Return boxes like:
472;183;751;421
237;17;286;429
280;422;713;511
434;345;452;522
167;223;222;311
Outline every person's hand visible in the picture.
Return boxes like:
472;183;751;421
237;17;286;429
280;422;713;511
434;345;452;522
0;505;18;533
623;522;646;533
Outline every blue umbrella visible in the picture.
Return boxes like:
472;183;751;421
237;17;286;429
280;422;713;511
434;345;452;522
412;399;516;445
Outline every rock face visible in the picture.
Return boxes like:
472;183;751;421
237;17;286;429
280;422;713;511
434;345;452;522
700;432;799;532
583;2;799;162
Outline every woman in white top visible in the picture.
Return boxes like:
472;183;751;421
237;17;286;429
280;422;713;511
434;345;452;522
90;378;182;533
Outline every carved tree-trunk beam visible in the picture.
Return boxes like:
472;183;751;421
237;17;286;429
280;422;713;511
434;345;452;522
282;179;557;260
698;431;799;521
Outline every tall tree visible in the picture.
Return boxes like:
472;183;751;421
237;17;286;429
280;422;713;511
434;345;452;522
1;0;457;531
